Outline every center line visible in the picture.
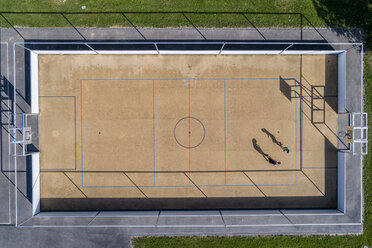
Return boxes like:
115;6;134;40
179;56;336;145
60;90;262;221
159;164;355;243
188;79;191;184
224;79;227;185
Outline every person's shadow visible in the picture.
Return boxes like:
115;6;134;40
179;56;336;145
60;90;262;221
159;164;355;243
261;128;283;147
252;138;269;161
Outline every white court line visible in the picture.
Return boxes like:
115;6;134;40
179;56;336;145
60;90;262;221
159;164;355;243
80;78;299;188
17;222;362;228
34;215;159;218
11;42;365;229
13;42;17;227
30;211;346;218
283;212;344;216
360;44;364;225
16;41;364;45
0;42;11;225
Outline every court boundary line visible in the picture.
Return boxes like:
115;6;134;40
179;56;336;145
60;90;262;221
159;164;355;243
9;41;363;231
17;222;362;228
0;42;11;225
13;42;364;232
27;211;345;218
152;79;155;186
188;79;191;184
79;77;300;188
224;79;227;184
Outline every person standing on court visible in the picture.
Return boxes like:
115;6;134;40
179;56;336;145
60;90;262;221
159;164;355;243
282;146;290;153
268;156;281;166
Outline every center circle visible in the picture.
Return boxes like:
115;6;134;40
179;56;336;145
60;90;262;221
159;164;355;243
174;117;205;149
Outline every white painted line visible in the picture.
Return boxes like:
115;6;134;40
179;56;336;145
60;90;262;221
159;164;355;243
159;215;222;217
6;42;10;225
15;41;364;45
282;209;344;216
97;211;159;217
11;41;364;229
13;42;18;227
160;210;221;217
221;210;281;216
17;222;362;228
30;52;40;216
0;42;11;225
30;52;38;114
160;50;219;54
36;212;99;218
32;50;346;55
282;50;343;55
360;44;364;224
34;51;97;54
32;153;40;215
338;52;347;112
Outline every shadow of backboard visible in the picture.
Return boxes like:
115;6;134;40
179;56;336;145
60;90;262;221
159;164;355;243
280;76;292;101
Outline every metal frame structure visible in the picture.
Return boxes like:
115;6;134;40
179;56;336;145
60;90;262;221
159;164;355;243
350;112;368;155
8;41;365;230
8;113;39;157
8;113;25;156
17;41;360;55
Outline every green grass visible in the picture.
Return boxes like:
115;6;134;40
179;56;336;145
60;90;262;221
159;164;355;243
0;0;324;28
1;0;371;247
132;235;366;248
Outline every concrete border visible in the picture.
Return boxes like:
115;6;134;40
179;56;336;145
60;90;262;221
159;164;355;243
15;41;363;230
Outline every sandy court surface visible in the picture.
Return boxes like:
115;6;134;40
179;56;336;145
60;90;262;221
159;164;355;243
37;54;338;210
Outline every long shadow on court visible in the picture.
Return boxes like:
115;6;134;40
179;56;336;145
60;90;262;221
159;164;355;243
39;138;337;210
252;138;269;161
261;128;283;148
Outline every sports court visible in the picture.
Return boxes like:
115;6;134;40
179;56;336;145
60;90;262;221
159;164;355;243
33;53;339;210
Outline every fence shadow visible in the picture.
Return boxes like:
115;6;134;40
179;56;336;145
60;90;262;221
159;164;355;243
279;77;292;101
0;11;341;43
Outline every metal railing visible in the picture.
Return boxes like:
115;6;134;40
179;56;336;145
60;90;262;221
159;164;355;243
351;112;368;155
